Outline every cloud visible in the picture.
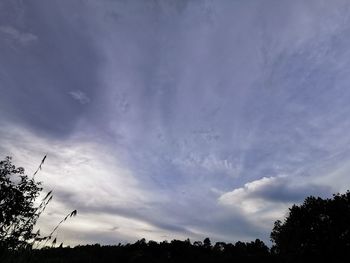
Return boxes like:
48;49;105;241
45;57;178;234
69;90;91;104
0;25;38;44
220;176;331;204
0;124;201;244
218;176;333;231
0;0;101;138
0;124;156;243
2;0;350;246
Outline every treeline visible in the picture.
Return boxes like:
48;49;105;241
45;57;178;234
3;238;273;263
2;157;350;262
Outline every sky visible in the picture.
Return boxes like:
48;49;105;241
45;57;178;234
1;0;350;246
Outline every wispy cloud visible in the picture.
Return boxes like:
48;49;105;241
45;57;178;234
69;90;91;104
0;25;38;44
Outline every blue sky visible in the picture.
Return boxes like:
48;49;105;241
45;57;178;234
1;0;350;245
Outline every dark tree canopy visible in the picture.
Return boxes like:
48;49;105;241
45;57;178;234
0;156;77;259
270;191;350;262
6;238;271;263
0;156;47;250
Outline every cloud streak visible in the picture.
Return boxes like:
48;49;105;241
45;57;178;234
69;90;91;104
0;25;38;44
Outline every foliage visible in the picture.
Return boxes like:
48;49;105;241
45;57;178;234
8;238;271;263
0;156;76;252
0;156;49;250
270;191;350;262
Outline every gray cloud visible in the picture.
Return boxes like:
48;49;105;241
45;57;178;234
69;90;91;104
0;0;102;138
219;176;332;207
218;175;333;239
0;25;38;44
2;0;350;245
53;188;193;236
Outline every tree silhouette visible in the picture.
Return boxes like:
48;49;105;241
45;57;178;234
203;237;211;249
270;191;350;262
0;156;76;253
0;156;49;250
